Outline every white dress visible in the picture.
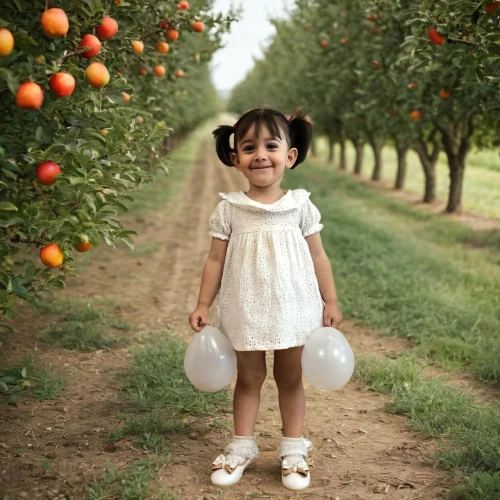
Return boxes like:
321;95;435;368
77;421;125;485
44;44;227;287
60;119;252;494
208;189;325;351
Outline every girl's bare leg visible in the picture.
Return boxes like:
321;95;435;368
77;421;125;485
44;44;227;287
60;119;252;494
273;346;305;437
233;350;267;436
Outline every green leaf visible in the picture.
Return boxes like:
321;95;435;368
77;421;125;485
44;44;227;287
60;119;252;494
0;381;8;393
0;202;18;212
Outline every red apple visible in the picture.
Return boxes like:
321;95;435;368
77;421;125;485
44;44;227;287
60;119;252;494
74;242;91;252
41;8;69;38
96;17;118;39
36;161;61;185
79;34;101;58
485;2;500;13
192;21;205;32
40;244;64;268
85;62;110;88
49;72;76;97
428;27;446;46
165;29;179;41
16;82;44;109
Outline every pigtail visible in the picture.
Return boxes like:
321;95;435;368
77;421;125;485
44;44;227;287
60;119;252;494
288;110;313;168
212;125;236;167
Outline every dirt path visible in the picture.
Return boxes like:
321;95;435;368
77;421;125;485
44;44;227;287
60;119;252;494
1;139;459;499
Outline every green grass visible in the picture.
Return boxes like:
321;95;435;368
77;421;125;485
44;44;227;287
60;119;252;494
282;161;500;384
85;458;178;500
110;333;230;447
315;137;500;219
0;354;66;405
354;355;500;499
38;301;132;351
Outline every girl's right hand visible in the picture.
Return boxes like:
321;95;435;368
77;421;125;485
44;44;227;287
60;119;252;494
188;304;209;332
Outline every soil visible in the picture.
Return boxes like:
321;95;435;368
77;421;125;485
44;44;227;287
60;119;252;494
2;139;494;500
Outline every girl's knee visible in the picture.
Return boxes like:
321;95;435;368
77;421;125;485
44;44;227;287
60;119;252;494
273;368;303;390
237;365;266;389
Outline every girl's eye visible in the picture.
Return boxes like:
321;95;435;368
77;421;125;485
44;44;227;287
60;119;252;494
243;145;254;152
267;143;278;149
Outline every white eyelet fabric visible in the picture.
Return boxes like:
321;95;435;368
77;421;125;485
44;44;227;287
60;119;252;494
208;189;325;351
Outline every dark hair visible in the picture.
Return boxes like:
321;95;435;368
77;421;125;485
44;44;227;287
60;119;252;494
212;108;313;169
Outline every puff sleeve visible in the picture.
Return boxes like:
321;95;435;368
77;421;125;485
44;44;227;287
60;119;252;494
208;200;232;240
300;198;324;237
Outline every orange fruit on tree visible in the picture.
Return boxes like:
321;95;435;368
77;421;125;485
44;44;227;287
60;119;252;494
96;17;118;39
154;64;166;77
138;67;147;75
156;41;169;54
439;89;451;99
41;8;69;38
40;244;64;268
410;110;422;120
192;21;205;32
16;82;44;109
74;242;91;252
407;82;418;90
320;40;328;48
428;27;446;46
0;28;14;57
85;62;110;88
339;38;349;44
371;60;380;67
122;92;131;103
159;21;169;29
304;23;311;31
132;40;144;53
177;1;189;9
165;29;179;41
36;161;61;185
176;69;184;78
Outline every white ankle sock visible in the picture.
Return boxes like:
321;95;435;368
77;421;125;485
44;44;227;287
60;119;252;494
225;435;258;463
278;436;307;465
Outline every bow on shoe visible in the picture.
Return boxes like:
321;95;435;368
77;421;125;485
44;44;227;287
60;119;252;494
282;460;309;478
211;454;242;474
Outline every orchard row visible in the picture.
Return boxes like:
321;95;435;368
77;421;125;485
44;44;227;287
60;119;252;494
230;0;500;213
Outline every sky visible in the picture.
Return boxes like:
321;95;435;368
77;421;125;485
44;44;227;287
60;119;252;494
210;0;292;94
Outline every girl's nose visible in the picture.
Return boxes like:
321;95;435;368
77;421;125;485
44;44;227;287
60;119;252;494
254;147;268;160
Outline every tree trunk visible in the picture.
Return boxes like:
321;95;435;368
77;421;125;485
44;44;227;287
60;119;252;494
368;135;383;181
339;139;346;170
413;137;439;203
328;135;335;164
352;140;364;175
394;143;409;190
310;137;317;158
440;112;474;213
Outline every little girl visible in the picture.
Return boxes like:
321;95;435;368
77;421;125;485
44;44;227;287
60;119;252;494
188;108;342;491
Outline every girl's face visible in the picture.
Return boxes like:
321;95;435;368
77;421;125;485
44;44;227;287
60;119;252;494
230;125;298;189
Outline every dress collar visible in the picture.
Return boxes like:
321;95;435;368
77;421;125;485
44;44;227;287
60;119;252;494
218;189;311;212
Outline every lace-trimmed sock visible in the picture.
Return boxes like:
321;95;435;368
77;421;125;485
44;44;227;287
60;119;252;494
225;435;259;463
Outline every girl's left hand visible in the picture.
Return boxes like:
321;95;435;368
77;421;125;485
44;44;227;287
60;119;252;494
323;301;343;328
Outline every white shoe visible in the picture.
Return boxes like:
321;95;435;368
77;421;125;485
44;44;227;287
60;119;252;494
210;454;253;486
281;457;311;491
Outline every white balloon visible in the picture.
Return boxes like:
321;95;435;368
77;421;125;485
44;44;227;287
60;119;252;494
184;326;237;392
301;327;355;391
